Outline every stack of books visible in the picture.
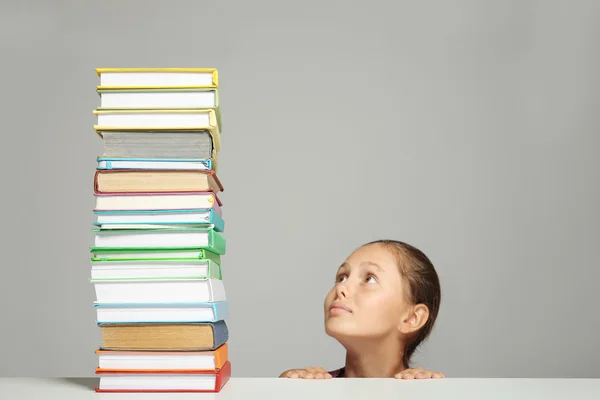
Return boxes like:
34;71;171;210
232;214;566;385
90;68;230;393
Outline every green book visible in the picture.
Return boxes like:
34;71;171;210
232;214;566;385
92;227;226;255
91;247;222;264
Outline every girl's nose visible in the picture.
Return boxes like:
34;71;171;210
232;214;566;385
335;283;349;299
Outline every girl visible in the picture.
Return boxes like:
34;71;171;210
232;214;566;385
280;239;444;379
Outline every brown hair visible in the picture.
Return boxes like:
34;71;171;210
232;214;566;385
363;239;441;369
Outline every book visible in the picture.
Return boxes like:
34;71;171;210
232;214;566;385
95;361;231;392
96;86;223;130
94;108;221;171
98;321;229;351
90;259;222;280
93;209;223;230
91;247;222;262
94;169;224;194
93;109;221;147
91;277;227;304
96;68;219;89
94;191;222;214
92;227;226;253
93;208;224;231
96;343;228;371
98;88;219;109
97;157;213;171
100;131;215;160
94;301;229;324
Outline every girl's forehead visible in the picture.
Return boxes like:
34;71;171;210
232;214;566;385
348;244;397;262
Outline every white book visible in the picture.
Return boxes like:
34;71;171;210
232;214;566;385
94;109;217;130
98;88;218;109
92;278;226;304
96;68;218;88
94;303;227;323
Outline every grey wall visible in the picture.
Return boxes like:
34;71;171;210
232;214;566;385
1;0;599;378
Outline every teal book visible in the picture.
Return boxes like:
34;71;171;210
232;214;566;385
92;227;226;255
90;248;222;263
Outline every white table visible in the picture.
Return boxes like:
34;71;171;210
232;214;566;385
1;377;600;399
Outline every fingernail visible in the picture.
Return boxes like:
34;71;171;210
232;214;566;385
416;373;422;378
291;373;298;378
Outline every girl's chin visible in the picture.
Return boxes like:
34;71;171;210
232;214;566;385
325;319;357;336
325;321;388;342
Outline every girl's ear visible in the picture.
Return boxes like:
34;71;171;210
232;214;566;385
398;304;430;335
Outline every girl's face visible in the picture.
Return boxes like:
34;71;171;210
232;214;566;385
324;244;410;339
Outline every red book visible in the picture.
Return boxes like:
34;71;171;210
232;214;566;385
94;360;231;393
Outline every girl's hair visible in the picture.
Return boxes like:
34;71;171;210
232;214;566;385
362;239;441;369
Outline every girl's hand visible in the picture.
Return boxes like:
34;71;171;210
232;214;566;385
395;367;445;379
279;366;332;379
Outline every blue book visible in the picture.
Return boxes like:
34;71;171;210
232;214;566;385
97;320;229;351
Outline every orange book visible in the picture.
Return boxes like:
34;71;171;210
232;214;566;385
95;343;228;372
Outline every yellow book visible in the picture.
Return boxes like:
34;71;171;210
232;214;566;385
93;109;222;170
96;68;218;89
95;88;222;131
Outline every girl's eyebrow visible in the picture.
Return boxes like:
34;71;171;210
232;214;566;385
337;262;349;272
337;261;383;272
361;261;384;272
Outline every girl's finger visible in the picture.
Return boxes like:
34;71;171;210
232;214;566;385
305;366;317;374
416;371;432;379
287;371;299;378
300;370;315;379
399;371;416;379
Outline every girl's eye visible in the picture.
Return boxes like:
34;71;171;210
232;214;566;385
366;275;377;283
336;275;347;283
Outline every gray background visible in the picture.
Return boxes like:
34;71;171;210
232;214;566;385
1;0;599;378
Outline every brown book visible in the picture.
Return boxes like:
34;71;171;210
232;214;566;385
100;321;228;351
94;169;224;194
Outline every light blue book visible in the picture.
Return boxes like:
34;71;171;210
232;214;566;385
94;301;228;324
97;157;213;171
